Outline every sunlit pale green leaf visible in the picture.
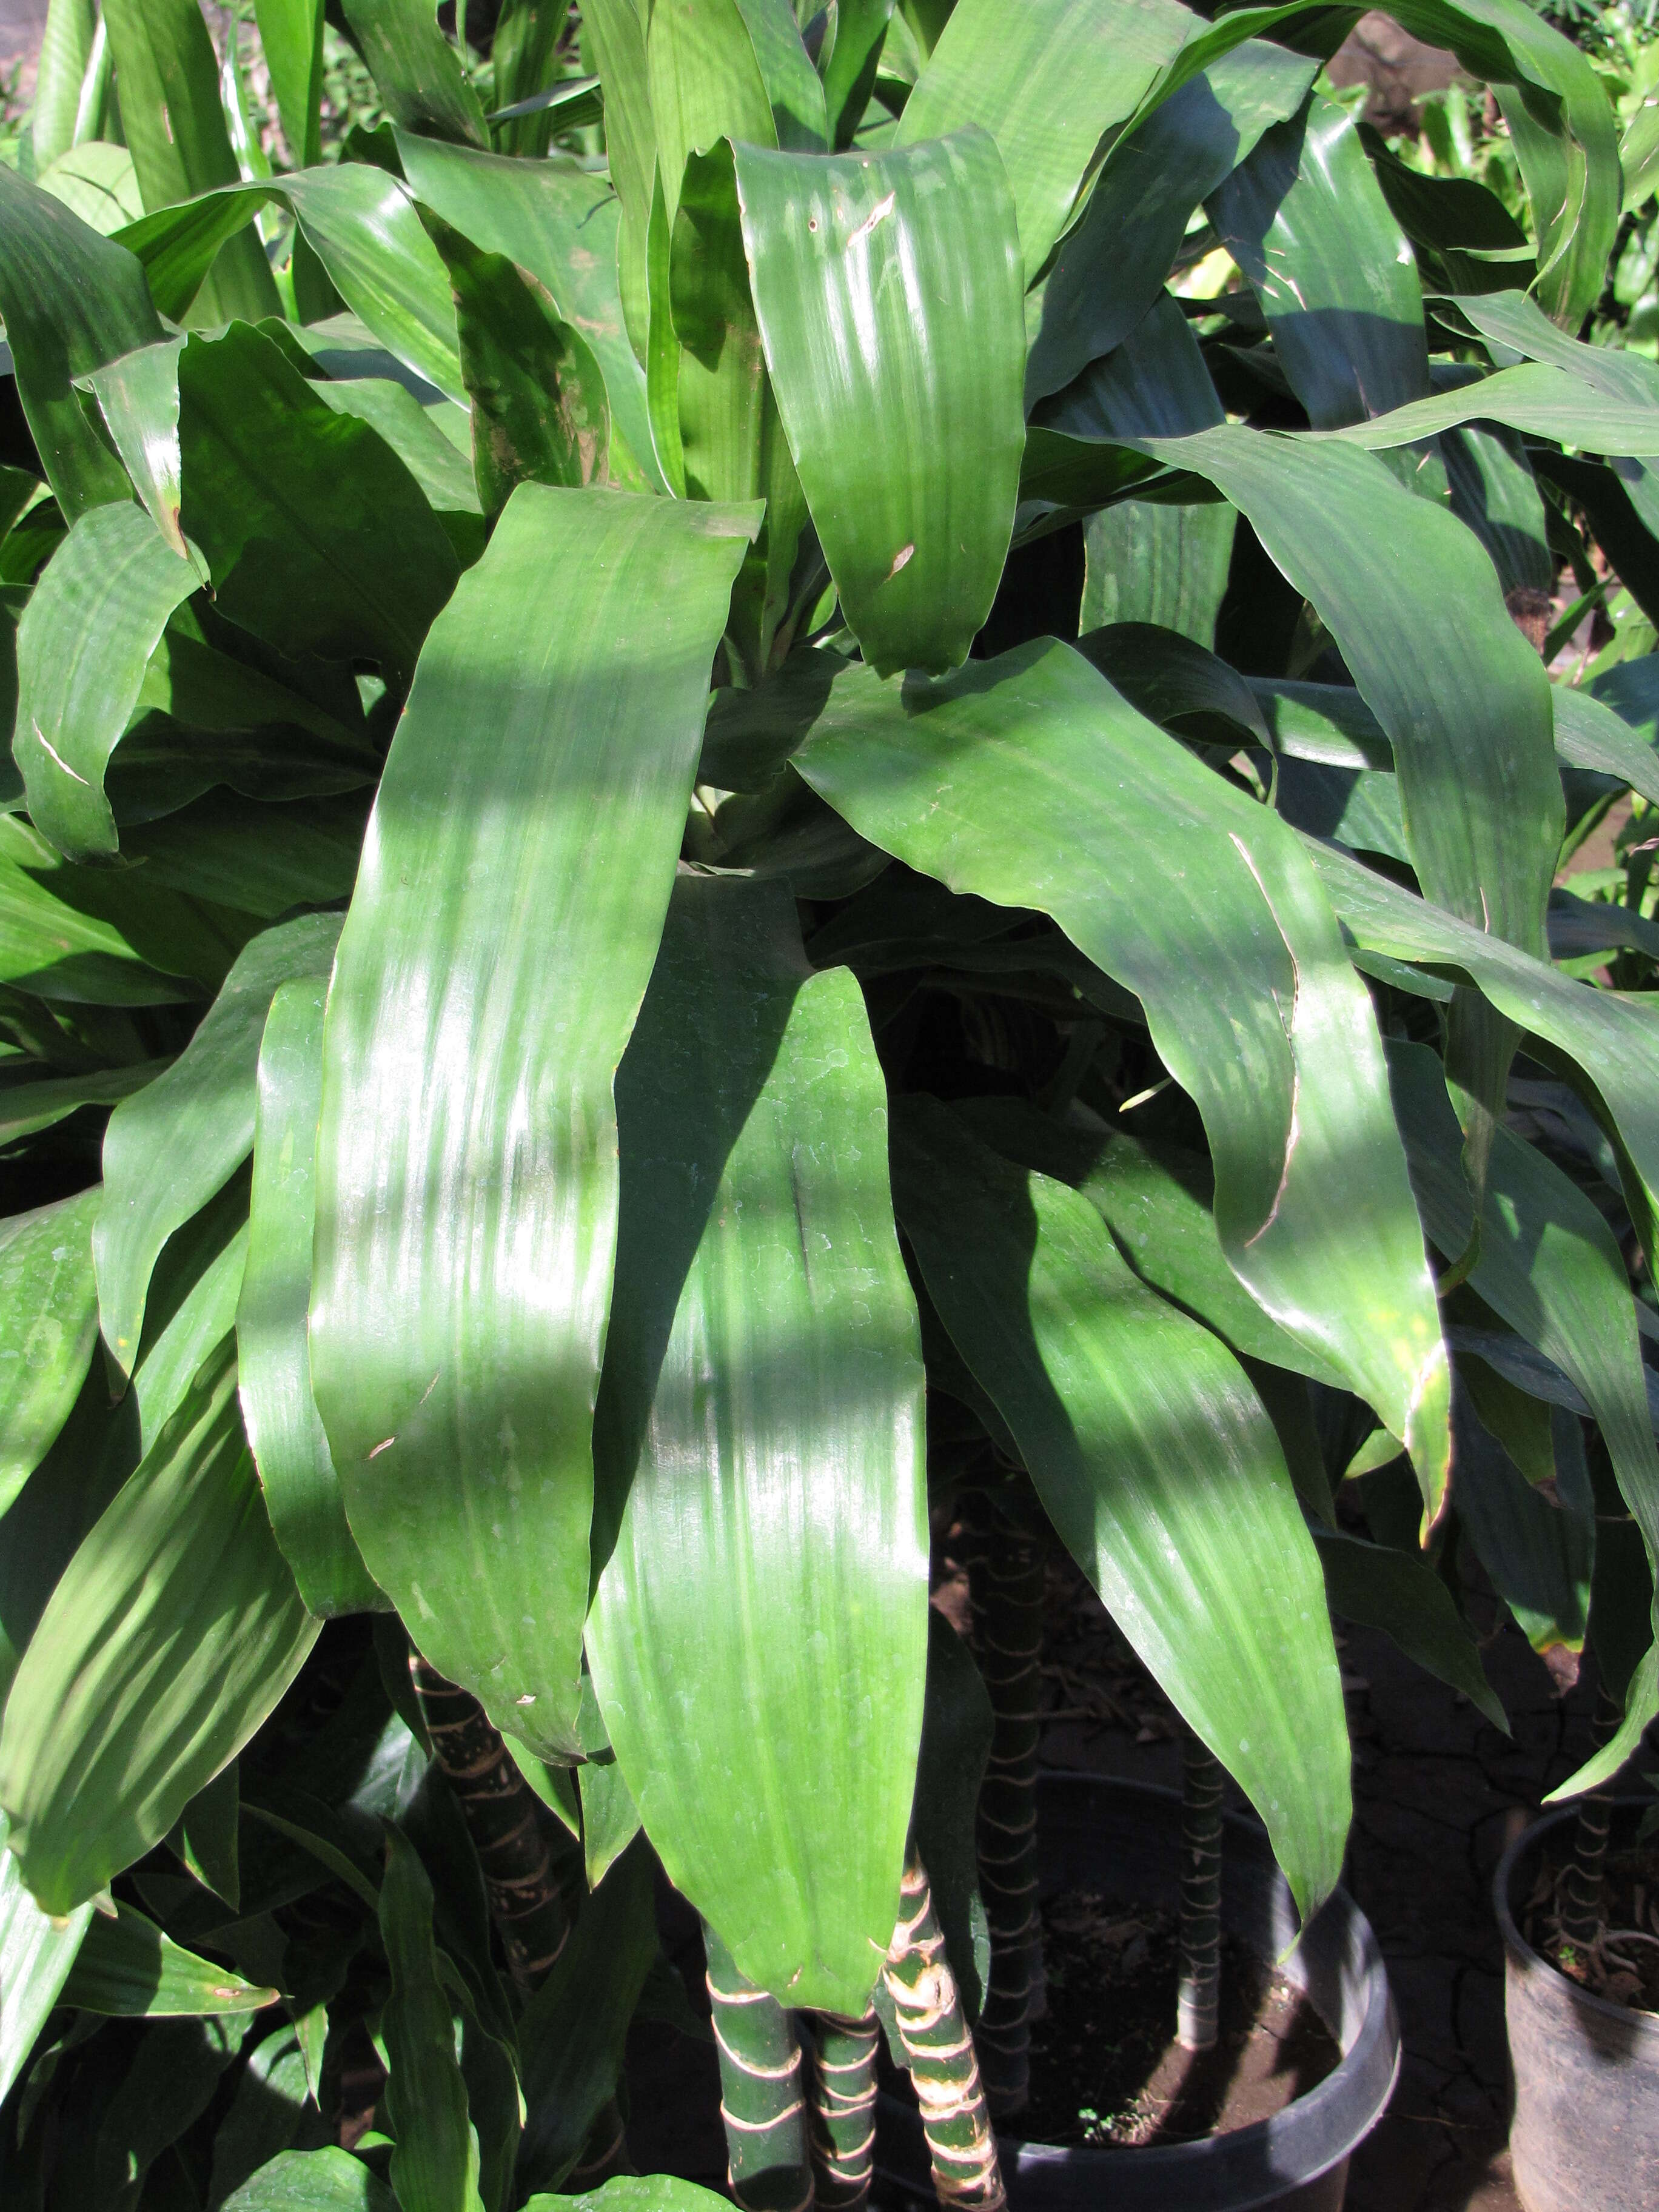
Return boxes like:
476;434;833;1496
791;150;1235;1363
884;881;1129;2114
0;1811;91;2102
62;1899;276;2015
0;1187;99;1518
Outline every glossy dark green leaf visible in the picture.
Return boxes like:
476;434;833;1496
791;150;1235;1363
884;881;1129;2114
378;1825;485;2212
96;909;342;1379
1311;1529;1506;1729
207;2028;323;2205
0;166;163;520
0;815;203;1007
1441;424;1552;598
395;133;659;492
896;1099;1350;1918
92;2012;253;2207
1554;683;1659;806
1073;620;1267;745
586;877;927;2010
240;979;383;1620
342;0;489;146
172;1756;240;1906
648;0;826;233
1389;1041;1659;1589
101;0;281;325
119;793;366;925
823;0;893;147
896;0;1190;281
514;1842;657;2196
1025;39;1317;406
61;1900;276;2015
0;1186;99;1516
1079;497;1237;645
0;1343;317;1912
434;223;611;518
1208;90;1428;429
254;0;326;167
797;643;1450;1506
14;502;201;862
1453;1385;1592;1658
310;486;758;1761
224;2148;399;2212
0;1810;92;2102
734;130;1024;677
178;323;460;689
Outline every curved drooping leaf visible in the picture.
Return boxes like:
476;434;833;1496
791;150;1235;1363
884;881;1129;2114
178;323;460;689
1554;682;1659;806
240;979;383;1620
1073;621;1269;746
1548;1643;1659;1803
1208;90;1429;429
13;503;201;862
1307;837;1659;1249
896;0;1191;282
586;877;928;2011
378;1827;486;2212
96;908;343;1379
0;1062;170;1150
0;815;204;1007
896;1099;1350;1919
310;486;759;1762
648;0;826;234
0;1186;100;1517
342;0;489;147
1025;39;1316;406
1324;361;1659;456
1389;1041;1659;1586
0;1811;92;2102
395;134;660;492
61;1900;276;2015
796;642;1450;1508
0;166;163;519
101;0;281;325
0;1344;317;1914
1312;1529;1506;1729
733;129;1024;677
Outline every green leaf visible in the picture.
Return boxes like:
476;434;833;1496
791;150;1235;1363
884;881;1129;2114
207;2028;321;2206
254;0;326;167
93;2012;252;2207
1079;495;1236;644
177;323;459;690
513;1841;657;2197
796;643;1451;1510
734;129;1024;677
36;141;148;238
0;166;163;520
395;133;660;494
0;1342;318;1912
1389;1042;1659;1590
378;1826;486;2212
82;335;193;560
896;0;1190;282
1324;361;1659;457
648;0;826;233
0;1187;100;1517
172;1757;240;1907
308;376;483;528
1307;837;1659;1251
1546;1643;1658;1801
30;0;99;172
0;1062;170;1148
342;0;489;147
101;0;281;325
96;908;343;1379
911;1606;992;2015
223;2147;399;2211
534;2184;732;2212
1441;424;1552;599
1208;90;1428;429
1554;682;1659;807
61;1900;275;2015
895;1099;1350;1919
132;1205;247;1458
0;1811;92;2103
823;0;893;148
1025;39;1316;406
310;486;758;1761
580;0;655;357
0;816;203;1007
1312;1529;1506;1729
14;502;201;862
240;979;383;1620
433;223;612;517
586;876;928;2010
1453;1387;1593;1658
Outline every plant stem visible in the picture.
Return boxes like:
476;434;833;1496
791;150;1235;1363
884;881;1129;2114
883;1855;1008;2212
1560;1687;1621;1952
807;2010;879;2212
1176;1728;1224;2052
971;1513;1044;2115
407;1651;632;2180
703;1922;815;2212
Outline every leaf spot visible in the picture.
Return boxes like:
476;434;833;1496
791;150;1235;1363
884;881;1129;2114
367;1436;396;1459
32;723;91;785
846;191;896;250
880;543;915;586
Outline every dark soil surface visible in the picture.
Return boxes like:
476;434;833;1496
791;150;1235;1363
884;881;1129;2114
1022;1889;1338;2149
1529;1839;1659;2013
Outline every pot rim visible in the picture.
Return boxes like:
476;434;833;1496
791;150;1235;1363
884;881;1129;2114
877;1771;1401;2193
1493;1795;1659;2042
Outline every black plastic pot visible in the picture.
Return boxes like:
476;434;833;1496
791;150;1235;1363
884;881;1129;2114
1496;1799;1659;2212
874;1775;1399;2212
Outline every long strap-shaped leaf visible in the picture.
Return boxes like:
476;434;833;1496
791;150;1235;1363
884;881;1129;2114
894;1099;1350;1918
96;908;343;1380
239;979;383;1619
895;0;1192;283
342;0;489;147
310;485;759;1762
0;1811;92;2102
0;1342;317;1914
0;1186;100;1517
586;876;928;2011
796;643;1450;1507
732;130;1025;678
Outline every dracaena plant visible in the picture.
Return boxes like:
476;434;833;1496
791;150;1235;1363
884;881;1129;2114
1;0;1658;2204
